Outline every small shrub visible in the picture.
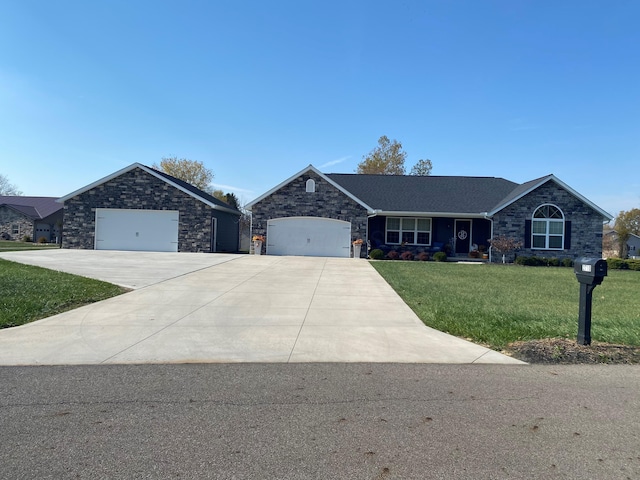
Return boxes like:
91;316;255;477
37;237;47;244
515;256;547;266
386;250;399;260
607;258;629;270
369;249;384;260
524;257;544;267
548;257;560;267
400;251;414;261
417;252;430;261
520;256;536;266
433;251;447;262
607;258;640;271
562;258;574;268
22;235;32;243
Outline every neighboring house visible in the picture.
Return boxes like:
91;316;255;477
247;165;612;261
603;230;640;259
58;163;241;253
0;196;63;243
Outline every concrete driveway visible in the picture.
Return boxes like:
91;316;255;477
0;250;524;365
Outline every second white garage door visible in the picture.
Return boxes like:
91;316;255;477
95;208;179;252
266;217;351;257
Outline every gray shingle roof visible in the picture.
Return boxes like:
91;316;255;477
145;166;241;214
0;196;63;220
489;174;554;213
326;174;519;214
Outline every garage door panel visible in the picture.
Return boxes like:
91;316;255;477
266;217;351;258
95;208;179;252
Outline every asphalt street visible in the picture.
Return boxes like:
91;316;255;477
2;363;639;479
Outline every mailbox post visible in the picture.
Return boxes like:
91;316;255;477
573;258;607;345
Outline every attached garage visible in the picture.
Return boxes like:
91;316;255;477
95;208;179;252
267;217;351;257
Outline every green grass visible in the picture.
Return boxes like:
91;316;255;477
0;259;127;328
0;240;60;251
372;261;640;350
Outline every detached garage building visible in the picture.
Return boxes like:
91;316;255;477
59;163;240;253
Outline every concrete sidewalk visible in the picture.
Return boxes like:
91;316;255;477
0;251;524;365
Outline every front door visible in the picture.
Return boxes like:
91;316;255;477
454;220;472;255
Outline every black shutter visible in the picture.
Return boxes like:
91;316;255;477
564;220;571;249
524;220;531;248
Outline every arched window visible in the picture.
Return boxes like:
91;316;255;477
306;179;316;193
532;204;564;249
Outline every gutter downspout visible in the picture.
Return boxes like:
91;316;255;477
366;210;380;255
484;213;493;263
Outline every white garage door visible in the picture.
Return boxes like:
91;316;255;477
267;217;351;257
95;208;179;252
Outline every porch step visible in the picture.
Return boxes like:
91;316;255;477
447;255;488;263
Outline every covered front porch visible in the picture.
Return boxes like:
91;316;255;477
367;215;492;259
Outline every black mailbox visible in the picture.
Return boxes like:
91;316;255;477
573;257;608;345
574;258;607;286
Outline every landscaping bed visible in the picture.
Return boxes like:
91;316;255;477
506;338;640;364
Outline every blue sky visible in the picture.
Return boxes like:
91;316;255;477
1;0;638;218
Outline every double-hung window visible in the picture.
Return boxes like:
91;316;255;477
532;205;564;249
386;217;431;245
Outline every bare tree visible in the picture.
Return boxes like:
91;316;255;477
0;174;22;195
410;159;433;176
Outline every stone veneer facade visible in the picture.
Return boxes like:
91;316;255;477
62;167;238;253
492;182;606;263
0;206;34;241
251;170;369;257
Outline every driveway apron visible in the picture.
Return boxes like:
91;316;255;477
0;251;523;365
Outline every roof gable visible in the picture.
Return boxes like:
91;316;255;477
487;174;613;220
58;163;240;215
246;165;374;211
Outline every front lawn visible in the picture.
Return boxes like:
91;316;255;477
0;259;127;328
0;240;60;252
372;261;640;351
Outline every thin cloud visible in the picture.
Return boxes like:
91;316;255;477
211;183;254;195
319;156;351;168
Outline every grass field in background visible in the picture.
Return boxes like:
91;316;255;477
0;240;60;252
0;259;127;328
372;261;640;350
